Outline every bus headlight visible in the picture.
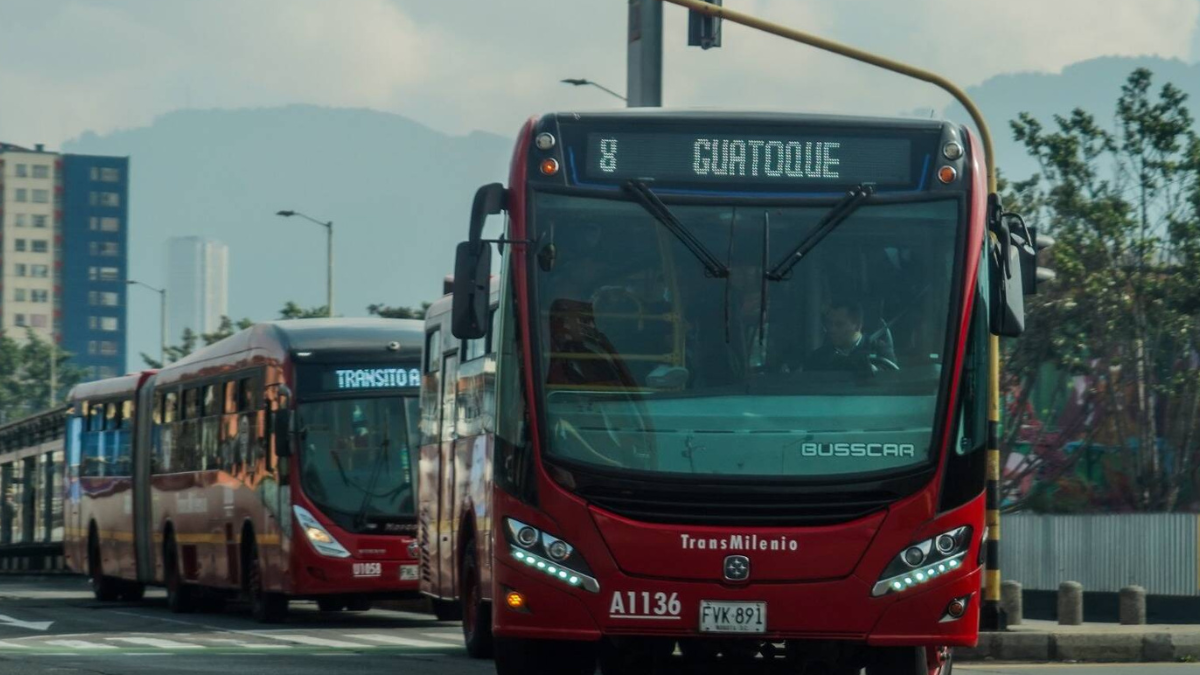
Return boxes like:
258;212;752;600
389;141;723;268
872;526;972;597
294;505;351;558
504;518;598;593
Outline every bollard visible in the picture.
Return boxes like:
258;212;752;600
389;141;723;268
1000;580;1023;626
1058;581;1083;626
1119;585;1146;625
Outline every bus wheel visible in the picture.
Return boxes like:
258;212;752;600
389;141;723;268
119;581;146;602
460;543;493;658
317;598;345;612
247;540;288;623
345;598;372;612
432;599;462;621
87;530;121;602
164;534;197;613
867;646;932;675
494;637;596;675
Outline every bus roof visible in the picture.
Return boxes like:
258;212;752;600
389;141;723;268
538;108;954;130
67;371;155;403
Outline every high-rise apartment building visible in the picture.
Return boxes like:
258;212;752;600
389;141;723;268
0;142;129;381
166;236;228;339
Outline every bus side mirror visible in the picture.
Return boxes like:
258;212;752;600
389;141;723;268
273;409;293;458
989;235;1026;337
452;241;492;340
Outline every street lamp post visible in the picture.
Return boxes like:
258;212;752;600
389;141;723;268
560;78;627;103
276;210;333;317
127;280;167;366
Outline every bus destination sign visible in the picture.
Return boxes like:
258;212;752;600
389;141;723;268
299;363;421;397
580;132;917;190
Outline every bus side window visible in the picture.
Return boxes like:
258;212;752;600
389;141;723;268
182;388;199;472
162;391;178;473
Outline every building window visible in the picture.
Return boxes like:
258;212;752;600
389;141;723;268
88;266;120;282
14;214;26;228
31;189;49;204
14;188;27;202
31;265;49;278
14;239;26;252
89;291;119;307
89;192;121;207
13;264;27;277
100;341;119;356
14;314;26;327
31;240;48;253
88;217;119;232
99;317;119;332
88;341;98;355
31;290;49;303
88;241;119;256
15;164;27;178
31;165;49;179
98;366;117;379
100;168;120;182
30;315;47;328
32;215;47;229
89;167;98;181
13;289;26;302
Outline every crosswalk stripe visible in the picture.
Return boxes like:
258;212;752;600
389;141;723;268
108;637;205;649
204;638;291;649
0;641;29;649
420;633;463;643
46;640;117;649
349;634;452;648
263;635;373;649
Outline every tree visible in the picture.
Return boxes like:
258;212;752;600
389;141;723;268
278;302;328;319
1005;67;1200;512
140;316;252;368
0;329;82;423
367;302;430;320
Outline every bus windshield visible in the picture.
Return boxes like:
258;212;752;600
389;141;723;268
531;191;962;480
297;396;420;530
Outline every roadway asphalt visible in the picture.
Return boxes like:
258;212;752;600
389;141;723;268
0;576;1194;675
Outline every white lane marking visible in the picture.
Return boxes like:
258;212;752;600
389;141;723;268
0;614;53;631
348;634;450;648
261;635;373;649
204;638;291;649
0;641;29;649
45;640;118;649
108;637;205;649
367;609;441;622
419;633;464;643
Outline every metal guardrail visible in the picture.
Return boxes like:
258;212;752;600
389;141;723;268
1002;513;1200;596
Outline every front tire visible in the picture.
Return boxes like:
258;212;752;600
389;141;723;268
317;598;345;613
87;531;121;602
164;533;197;613
867;646;932;675
460;543;493;658
247;539;288;623
494;637;596;675
119;581;146;602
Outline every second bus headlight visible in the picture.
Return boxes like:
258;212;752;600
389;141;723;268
504;518;598;593
294;505;351;558
872;526;972;597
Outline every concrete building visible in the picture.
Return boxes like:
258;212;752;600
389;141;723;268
166;236;228;339
60;155;130;381
0;143;129;382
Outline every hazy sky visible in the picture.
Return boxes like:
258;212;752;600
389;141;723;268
1;0;1199;147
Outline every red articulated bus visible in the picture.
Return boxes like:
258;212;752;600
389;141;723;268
433;110;1029;674
64;318;426;621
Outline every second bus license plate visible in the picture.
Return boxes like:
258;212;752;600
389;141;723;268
699;601;766;634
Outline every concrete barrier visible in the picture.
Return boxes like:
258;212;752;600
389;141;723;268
1119;585;1146;625
1001;580;1023;625
1058;581;1083;626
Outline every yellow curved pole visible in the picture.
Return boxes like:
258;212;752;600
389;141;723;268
657;0;1007;630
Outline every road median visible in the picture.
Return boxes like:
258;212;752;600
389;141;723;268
958;620;1200;663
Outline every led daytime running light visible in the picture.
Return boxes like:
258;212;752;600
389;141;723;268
293;505;351;558
510;546;599;593
873;552;967;596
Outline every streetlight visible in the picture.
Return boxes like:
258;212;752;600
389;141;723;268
275;210;333;317
560;78;627;102
127;280;167;366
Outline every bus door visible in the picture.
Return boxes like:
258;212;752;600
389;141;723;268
438;353;459;601
64;409;85;567
133;379;156;583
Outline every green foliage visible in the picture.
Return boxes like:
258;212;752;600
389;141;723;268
367;302;430;320
1005;68;1200;512
278;302;329;319
0;330;83;423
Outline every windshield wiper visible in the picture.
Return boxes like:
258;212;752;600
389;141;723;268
354;435;391;531
766;183;874;281
623;181;730;279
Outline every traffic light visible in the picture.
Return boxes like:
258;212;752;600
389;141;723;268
687;0;722;49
